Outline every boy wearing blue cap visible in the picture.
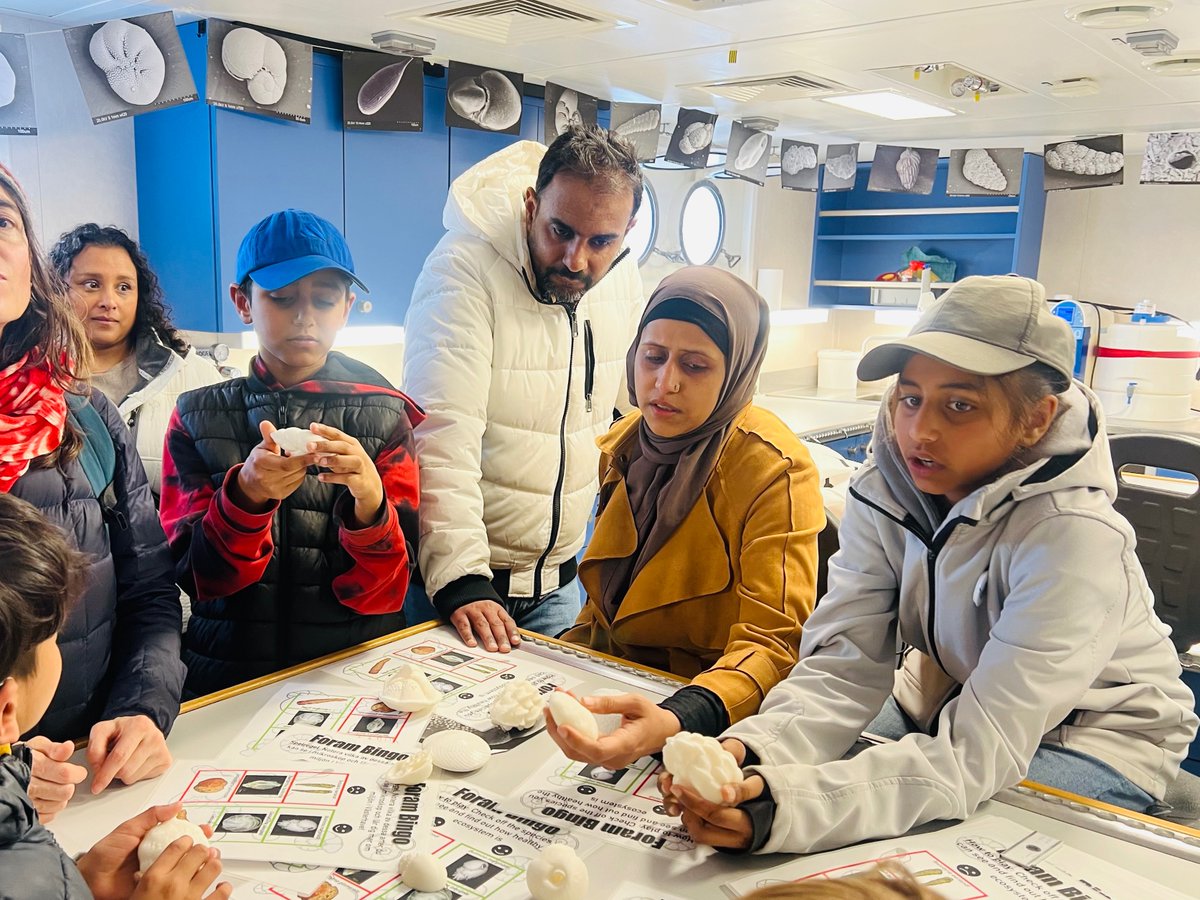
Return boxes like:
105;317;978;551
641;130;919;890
159;210;423;697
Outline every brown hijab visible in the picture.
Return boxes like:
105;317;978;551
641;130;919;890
597;266;770;618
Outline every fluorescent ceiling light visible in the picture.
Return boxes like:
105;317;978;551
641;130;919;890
821;91;956;120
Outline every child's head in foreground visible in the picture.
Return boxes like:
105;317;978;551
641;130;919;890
0;493;86;742
739;862;947;899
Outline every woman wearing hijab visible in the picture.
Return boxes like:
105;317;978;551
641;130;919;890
547;266;824;768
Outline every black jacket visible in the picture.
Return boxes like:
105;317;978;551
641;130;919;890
13;389;184;742
165;353;418;697
0;746;93;898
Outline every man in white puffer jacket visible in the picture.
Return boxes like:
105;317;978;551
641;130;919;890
403;127;645;651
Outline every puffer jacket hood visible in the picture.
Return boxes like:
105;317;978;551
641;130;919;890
443;140;543;279
0;748;93;897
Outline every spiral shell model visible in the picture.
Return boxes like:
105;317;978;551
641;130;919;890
734;131;769;170
615;107;659;135
826;151;856;181
962;148;1007;192
895;147;922;190
448;69;522;130
782;143;816;175
1045;141;1124;176
678;120;713;156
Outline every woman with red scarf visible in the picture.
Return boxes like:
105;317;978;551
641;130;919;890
0;164;184;822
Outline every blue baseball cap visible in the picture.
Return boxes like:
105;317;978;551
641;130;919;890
235;209;369;293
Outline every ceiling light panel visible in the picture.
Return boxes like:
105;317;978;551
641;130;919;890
821;91;957;120
1065;2;1173;29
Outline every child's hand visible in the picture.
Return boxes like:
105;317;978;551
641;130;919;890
662;773;764;851
232;420;312;511
131;834;229;900
77;803;228;900
24;735;87;822
544;692;680;769
307;422;385;528
87;714;173;793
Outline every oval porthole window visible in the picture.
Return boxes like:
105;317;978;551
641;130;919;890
679;180;725;266
626;178;657;266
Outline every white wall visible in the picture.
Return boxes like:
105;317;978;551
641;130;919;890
0;14;138;249
1036;151;1200;322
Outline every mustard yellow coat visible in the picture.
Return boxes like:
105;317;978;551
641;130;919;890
562;404;825;725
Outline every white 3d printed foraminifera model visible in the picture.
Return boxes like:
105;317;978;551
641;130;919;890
89;19;166;106
526;843;589;900
270;427;314;456
661;732;744;804
423;729;491;772
222;27;288;106
545;691;599;741
137;815;209;873
385;748;433;785
490;680;545;731
400;850;448;892
1045;141;1124;176
380;663;442;712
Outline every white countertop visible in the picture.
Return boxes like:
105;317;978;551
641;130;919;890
755;390;880;436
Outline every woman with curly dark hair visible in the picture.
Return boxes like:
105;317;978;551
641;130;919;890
50;223;223;498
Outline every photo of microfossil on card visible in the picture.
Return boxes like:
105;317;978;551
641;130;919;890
868;145;939;195
665;108;717;168
445;61;523;134
543;82;597;145
1043;135;1125;191
205;19;313;124
947;148;1024;197
780;140;819;192
822;143;859;192
724;121;771;186
343;50;423;132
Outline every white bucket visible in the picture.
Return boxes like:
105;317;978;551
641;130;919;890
818;349;862;392
1092;322;1200;422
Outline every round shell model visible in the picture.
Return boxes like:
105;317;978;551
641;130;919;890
734;131;770;170
400;850;449;892
357;58;413;116
424;729;490;772
270;427;314;456
661;731;744;804
380;663;442;712
192;777;228;794
545;691;599;741
89;19;165;106
384;748;434;786
527;843;589;900
138;815;209;873
490;680;545;731
678;120;713;156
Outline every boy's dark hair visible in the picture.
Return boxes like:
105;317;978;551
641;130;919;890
49;223;190;356
0;494;86;680
535;125;644;220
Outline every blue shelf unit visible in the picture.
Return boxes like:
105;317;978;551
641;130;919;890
135;23;548;332
809;153;1045;307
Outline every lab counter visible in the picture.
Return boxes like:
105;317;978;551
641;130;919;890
48;626;1200;899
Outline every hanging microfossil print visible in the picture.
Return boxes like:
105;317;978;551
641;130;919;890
947;148;1024;196
724;121;771;185
1043;136;1124;191
665;108;717;168
868;145;938;194
822;143;859;191
611;102;661;161
543;82;597;145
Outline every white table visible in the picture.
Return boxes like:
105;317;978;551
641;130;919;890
49;626;1200;897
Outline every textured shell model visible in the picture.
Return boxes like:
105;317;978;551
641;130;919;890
270;427;314;456
895;147;922;190
222;27;288;106
138;815;208;873
545;691;599;741
826;151;856;181
554;89;582;135
276;817;319;833
781;143;816;175
219;813;264;832
357;58;414;116
661;732;744;804
526;843;589;900
400;850;449;893
1045;141;1124;176
962;148;1007;192
384;748;433;786
735;131;770;170
424;729;491;772
447;69;521;130
380;663;442;712
89;19;165;106
490;680;545;731
615;107;659;136
678;120;714;156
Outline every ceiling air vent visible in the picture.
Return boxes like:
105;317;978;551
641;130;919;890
688;72;846;103
393;0;632;44
1065;2;1172;29
1144;56;1200;76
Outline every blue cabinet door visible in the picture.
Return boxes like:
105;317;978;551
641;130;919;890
342;78;449;326
211;51;345;331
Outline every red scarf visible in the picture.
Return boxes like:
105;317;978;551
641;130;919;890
0;354;67;493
